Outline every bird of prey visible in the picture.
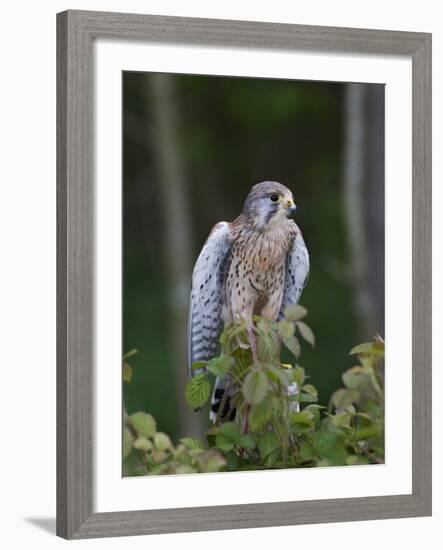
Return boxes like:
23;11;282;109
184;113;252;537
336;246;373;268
188;181;309;420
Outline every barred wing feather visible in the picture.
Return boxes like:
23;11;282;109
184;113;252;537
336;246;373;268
278;232;310;319
188;222;232;378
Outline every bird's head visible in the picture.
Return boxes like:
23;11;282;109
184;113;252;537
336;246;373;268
242;181;297;231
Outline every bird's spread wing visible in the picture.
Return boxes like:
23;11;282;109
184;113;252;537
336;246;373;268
278;232;310;319
188;222;232;377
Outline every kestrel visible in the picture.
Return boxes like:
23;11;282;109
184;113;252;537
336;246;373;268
188;181;309;419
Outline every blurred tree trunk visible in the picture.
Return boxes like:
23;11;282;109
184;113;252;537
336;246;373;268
343;84;385;340
147;74;204;438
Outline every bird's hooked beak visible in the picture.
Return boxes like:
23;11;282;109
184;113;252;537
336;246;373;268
285;198;297;219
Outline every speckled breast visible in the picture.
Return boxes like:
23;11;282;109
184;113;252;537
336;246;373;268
225;235;289;322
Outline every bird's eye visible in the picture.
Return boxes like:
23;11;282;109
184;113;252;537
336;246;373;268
270;194;279;203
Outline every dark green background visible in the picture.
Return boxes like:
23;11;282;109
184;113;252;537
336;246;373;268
123;72;384;441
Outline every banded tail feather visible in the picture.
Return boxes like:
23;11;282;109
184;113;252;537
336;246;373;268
209;377;236;423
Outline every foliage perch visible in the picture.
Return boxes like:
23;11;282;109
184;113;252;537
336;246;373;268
123;307;384;475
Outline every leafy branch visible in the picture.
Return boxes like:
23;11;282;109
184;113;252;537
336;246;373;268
123;308;385;475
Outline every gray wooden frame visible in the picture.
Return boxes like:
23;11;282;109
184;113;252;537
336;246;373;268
57;9;432;539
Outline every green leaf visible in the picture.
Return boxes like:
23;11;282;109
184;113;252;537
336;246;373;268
123;427;134;458
238;434;256;449
204;454;227;473
289;411;315;433
225;451;240;471
258;432;280;466
299;392;318;403
130;412;157;438
123;453;147;476
242;369;269;405
219;421;241;440
207;356;235;377
221;321;248;351
349;342;372;355
179;437;204;450
302;384;318;397
373;336;385;352
282;334;301;358
355;423;381;440
330;411;353;428
154;432;172;451
264;364;290;386
123;363;133;383
215;422;240;451
296;321;315;347
194;450;227;473
352;412;373;424
331;388;360;409
298;441;315;462
215;435;234;452
290;365;306;387
133;436;153;451
342;366;369;389
312;427;348;465
185;373;211;409
277;320;295;340
256;322;280;361
231;347;253;380
249;400;273;431
148;463;170;475
304;404;325;425
191;361;207;370
350;342;384;357
284;304;307;322
151;450;168;464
